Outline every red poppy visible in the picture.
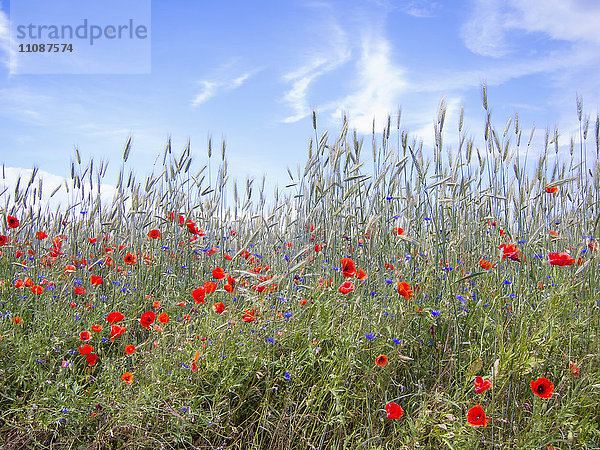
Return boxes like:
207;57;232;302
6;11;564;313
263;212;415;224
106;311;124;323
12;316;21;324
385;402;404;419
545;185;558;193
30;285;43;295
140;311;156;328
393;227;404;236
548;252;575;266
73;287;86;295
384;263;394;270
36;231;48;240
530;377;554;399
125;345;136;354
498;243;522;262
124;252;137;265
110;324;127;340
24;277;33;287
467;405;490;426
0;235;7;246
340;258;356;278
192;286;206;304
570;362;580;376
224;283;234;293
397;282;413;300
158;312;169;324
357;269;368;281
243;308;257;322
79;331;92;341
375;355;388;367
204;281;217;293
206;247;217;256
314;244;322;252
86;353;99;367
91;324;103;332
212;302;225;315
7;216;19;228
212;267;226;279
121;372;134;384
78;344;94;355
90;275;103;286
89;237;97;244
338;281;354;294
479;258;492;270
474;376;492;393
147;229;161;239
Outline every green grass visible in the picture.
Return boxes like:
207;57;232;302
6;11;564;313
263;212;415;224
1;88;599;449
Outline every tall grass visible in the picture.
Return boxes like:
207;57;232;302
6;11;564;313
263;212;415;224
1;86;599;449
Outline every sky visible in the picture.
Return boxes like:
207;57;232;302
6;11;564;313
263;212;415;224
0;0;599;209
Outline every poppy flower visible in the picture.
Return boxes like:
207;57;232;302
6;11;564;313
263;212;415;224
73;287;86;295
548;252;575;266
192;286;206;304
158;312;169;324
224;283;234;293
88;237;97;244
204;281;217;293
24;277;33;287
30;285;43;295
121;372;134;384
531;377;554;399
86;353;98;367
570;362;580;376
384;263;394;270
397;282;413;300
375;355;388;367
147;229;161;239
91;324;103;332
78;344;93;355
125;345;136;354
358;269;368;281
545;185;558;193
393;227;404;236
467;405;490;427
110;324;127;340
314;244;322;252
498;243;522;262
79;331;92;341
338;281;354;294
124;253;137;265
90;275;103;286
243;308;257;322
12;317;21;324
340;258;356;278
7;216;19;228
152;300;161;308
206;247;217;256
36;231;48;240
212;302;225;315
474;376;492;393
212;267;226;280
385;402;404;419
0;235;7;246
479;258;492;270
140;311;156;328
106;311;124;323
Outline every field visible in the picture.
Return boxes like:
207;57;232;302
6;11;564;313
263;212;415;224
1;93;600;449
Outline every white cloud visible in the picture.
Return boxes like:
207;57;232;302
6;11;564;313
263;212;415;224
401;0;442;18
462;0;600;57
0;4;15;71
192;71;255;107
281;23;351;123
331;33;407;134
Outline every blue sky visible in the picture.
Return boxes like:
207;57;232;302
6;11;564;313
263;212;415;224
1;0;599;207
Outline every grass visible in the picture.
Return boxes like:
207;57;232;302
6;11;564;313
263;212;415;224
0;87;599;449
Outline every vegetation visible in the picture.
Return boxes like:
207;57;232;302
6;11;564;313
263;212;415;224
1;88;599;449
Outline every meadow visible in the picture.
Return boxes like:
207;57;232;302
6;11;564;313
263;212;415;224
1;89;599;449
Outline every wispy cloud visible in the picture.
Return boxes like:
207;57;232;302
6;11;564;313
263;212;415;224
192;71;256;107
331;32;407;134
401;0;442;18
281;23;350;123
462;0;600;58
0;3;15;71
